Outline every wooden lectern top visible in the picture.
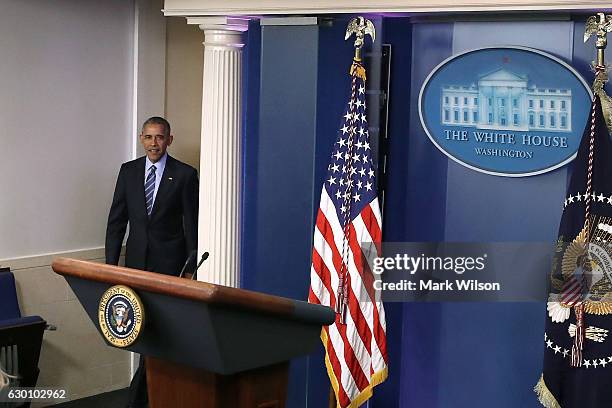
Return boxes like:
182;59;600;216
52;257;334;325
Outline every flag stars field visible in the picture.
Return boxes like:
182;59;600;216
328;105;377;221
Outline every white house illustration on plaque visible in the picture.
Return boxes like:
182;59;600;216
441;69;572;132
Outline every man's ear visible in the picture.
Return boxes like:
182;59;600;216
168;134;174;145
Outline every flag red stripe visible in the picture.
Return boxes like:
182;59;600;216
334;313;371;391
323;326;352;407
319;200;388;370
311;251;358;402
361;203;382;244
312;248;336;309
308;287;319;304
316;209;345;273
315;210;373;390
347;221;388;363
317;209;373;355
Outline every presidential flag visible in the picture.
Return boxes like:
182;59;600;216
308;59;388;408
536;95;612;407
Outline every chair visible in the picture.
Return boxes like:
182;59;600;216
0;268;46;406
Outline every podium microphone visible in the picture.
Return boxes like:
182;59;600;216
191;252;209;280
178;250;197;278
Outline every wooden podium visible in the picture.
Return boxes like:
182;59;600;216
52;258;335;408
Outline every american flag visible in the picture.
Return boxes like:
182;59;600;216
308;60;388;408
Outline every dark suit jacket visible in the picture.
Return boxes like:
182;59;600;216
105;155;198;276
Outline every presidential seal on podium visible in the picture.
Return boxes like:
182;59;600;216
98;285;144;347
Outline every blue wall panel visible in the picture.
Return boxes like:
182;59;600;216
241;20;261;287
390;19;591;408
438;20;574;240
386;22;454;408
242;23;319;408
245;24;318;305
436;21;571;408
393;23;452;243
446;21;572;242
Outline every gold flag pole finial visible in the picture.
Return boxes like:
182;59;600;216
345;16;375;63
585;12;612;132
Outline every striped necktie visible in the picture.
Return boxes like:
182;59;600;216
145;165;156;217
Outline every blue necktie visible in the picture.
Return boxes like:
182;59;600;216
145;165;156;217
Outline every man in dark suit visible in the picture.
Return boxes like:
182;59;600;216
105;116;198;408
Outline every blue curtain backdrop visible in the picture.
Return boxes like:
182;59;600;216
240;15;611;408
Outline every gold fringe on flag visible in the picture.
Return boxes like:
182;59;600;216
534;374;561;408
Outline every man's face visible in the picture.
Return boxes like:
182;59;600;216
140;124;173;163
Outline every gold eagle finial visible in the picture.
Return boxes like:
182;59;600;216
584;13;612;134
584;13;612;47
345;17;376;62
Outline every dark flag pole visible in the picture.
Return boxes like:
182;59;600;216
536;12;612;408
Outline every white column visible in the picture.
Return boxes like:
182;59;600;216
188;17;248;287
